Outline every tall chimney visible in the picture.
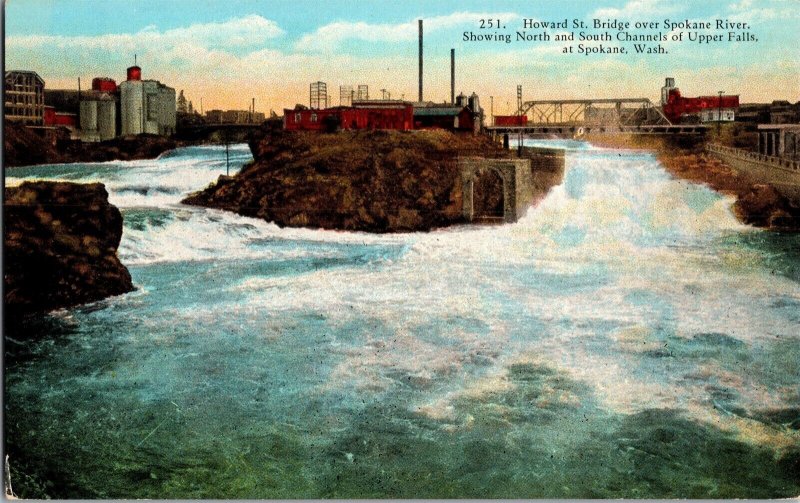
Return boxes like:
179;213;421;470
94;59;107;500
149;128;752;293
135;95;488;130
418;19;423;102
450;48;455;104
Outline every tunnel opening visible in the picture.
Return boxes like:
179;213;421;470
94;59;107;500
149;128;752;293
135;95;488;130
472;168;505;222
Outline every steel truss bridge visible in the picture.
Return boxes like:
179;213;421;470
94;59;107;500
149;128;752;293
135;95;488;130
487;97;711;136
486;123;708;137
518;98;672;127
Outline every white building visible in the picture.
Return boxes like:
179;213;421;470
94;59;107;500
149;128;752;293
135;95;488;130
699;108;736;123
80;93;117;142
119;66;176;136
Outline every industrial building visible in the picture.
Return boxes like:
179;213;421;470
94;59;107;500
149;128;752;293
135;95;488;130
43;106;77;128
284;104;414;131
283;97;482;133
80;93;117;141
757;124;800;160
36;65;176;141
119;65;176;136
77;78;118;141
661;78;739;124
5;71;46;125
203;109;265;124
494;115;527;127
283;20;483;134
413;93;483;133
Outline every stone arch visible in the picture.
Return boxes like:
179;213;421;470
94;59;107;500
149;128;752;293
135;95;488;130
460;157;532;223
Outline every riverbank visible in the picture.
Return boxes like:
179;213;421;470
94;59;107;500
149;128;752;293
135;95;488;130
583;133;800;231
4;181;133;319
183;129;509;233
3;123;183;167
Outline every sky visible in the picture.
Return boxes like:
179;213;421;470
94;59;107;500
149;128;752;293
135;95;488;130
5;0;799;114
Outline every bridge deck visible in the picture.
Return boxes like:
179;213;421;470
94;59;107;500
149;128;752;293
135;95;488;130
486;124;708;135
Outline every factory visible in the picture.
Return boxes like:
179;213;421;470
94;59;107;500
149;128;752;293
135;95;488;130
79;78;118;141
5;71;46;125
205;109;266;124
284;102;415;131
8;64;176;142
283;21;483;134
661;77;739;124
77;64;176;141
119;65;176;136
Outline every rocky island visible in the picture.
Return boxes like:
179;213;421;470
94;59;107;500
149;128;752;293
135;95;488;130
4;181;134;317
183;129;515;233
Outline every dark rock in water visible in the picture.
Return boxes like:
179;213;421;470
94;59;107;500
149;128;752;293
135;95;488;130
183;129;508;233
4;181;134;316
777;448;800;482
734;184;800;230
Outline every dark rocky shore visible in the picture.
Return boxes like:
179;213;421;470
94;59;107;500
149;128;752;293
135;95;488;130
183;129;510;233
584;133;800;231
4;181;134;317
3;122;180;167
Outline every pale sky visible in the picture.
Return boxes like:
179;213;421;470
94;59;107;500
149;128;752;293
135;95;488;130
5;0;799;114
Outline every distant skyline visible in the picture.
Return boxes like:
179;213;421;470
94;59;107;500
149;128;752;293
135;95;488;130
5;0;799;113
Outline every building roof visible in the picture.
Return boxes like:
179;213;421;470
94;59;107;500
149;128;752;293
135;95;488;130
413;107;464;117
758;124;800;130
81;91;116;101
5;70;44;85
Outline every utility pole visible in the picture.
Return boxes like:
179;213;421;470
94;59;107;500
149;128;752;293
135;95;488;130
490;96;494;126
225;130;230;176
418;19;423;102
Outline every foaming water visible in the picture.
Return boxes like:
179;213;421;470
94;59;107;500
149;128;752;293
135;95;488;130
5;141;800;498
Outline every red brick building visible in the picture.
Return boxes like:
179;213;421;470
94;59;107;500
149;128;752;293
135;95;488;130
43;106;77;127
493;115;527;126
283;105;414;131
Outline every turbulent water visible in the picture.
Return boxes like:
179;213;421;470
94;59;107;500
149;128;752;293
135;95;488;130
5;142;800;498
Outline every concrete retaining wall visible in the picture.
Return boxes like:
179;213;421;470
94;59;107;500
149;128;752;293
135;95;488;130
459;147;566;223
707;143;800;200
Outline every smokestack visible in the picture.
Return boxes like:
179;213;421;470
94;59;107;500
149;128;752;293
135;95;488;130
450;48;455;104
418;19;423;102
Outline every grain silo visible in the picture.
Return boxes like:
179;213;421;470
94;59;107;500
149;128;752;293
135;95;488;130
97;97;116;140
120;64;175;136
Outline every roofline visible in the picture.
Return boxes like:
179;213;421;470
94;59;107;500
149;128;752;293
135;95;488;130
5;70;45;84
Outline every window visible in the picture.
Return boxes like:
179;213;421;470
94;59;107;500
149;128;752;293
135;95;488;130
295;113;301;122
311;113;318;122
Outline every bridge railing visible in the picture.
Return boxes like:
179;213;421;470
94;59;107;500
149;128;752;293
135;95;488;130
706;143;800;172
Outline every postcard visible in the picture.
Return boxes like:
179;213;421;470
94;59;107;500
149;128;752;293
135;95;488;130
3;0;799;498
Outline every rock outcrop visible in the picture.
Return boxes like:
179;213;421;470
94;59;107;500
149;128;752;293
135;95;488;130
183;129;507;232
4;181;134;315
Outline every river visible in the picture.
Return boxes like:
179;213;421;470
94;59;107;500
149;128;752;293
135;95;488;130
4;141;799;498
